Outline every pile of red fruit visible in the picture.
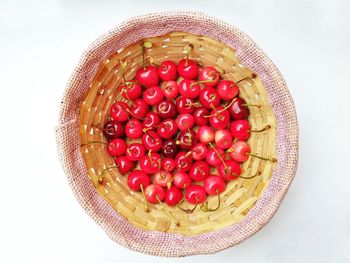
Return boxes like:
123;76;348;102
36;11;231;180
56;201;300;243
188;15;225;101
90;43;275;222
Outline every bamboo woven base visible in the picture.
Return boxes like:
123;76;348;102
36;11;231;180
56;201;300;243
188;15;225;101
79;32;276;236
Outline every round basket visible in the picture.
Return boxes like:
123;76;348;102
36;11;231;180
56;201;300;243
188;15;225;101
56;12;298;256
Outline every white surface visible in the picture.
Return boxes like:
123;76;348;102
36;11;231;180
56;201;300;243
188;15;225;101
0;0;349;262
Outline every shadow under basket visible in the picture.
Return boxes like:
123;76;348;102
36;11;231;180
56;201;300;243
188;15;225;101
56;12;298;257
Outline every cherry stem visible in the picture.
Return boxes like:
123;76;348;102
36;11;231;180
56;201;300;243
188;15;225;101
149;57;161;67
242;103;262;108
178;199;198;214
190;79;213;87
185;102;200;108
148;150;154;165
201;190;221;212
98;166;118;184
247;152;277;162
156;195;180;226
239;172;262;180
81;141;106;147
251;124;271;132
185;44;193;66
204;98;237;118
236;73;257;84
126;109;145;120
140;184;150;212
208;142;227;170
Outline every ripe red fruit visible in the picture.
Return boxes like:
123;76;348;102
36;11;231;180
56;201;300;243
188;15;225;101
228;97;249;120
106;138;127;156
175;113;194;131
185;185;206;204
165;186;183;206
230;119;251;141
143;86;164;106
158;60;178;81
199;87;220;109
189;161;210;181
115;156;133;174
214;129;233;149
142;130;162;152
103;120;124;139
110;101;129;122
156;100;177;119
121;82;142;100
217;80;239;101
218;160;242;181
176;129;198;150
209;106;230;129
162;158;176;172
140;152;161;174
129;99;149;119
175;152;193;172
136;65;159;87
198;125;215;144
177;59;199;80
161;139;178;159
125;118;143;139
228;141;251;163
176;97;196;114
144;184;165;203
204;175;226;195
206;148;225;166
157;119;178;139
143;112;161;129
198;66;220;87
173;172;192;189
126;143;145;161
161;80;179;99
178;79;201;99
127;170;150;191
153;170;173;188
193;107;210;126
190;143;208;161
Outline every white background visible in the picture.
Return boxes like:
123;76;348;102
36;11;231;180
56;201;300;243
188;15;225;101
1;0;349;262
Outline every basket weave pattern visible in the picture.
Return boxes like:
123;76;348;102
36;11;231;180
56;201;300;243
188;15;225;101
56;12;298;256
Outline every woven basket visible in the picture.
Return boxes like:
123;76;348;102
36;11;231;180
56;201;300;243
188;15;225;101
56;12;298;256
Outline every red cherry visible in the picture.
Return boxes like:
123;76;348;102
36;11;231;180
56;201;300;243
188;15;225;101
121;82;142;100
157;119;178;139
129;99;149;119
190;143;208;161
153;170;173;188
103;120;124;139
115;156;133;174
127;170;150;191
110;101;129;122
229;98;249;120
228;141;251;163
144;184;165;203
106;138;127;156
178;79;201;99
175;113;194;131
199;87;220;109
140;152;161;174
204;175;226;195
206;148;225;166
189;161;210;182
230;119;251;141
158;60;177;81
165;186;183;206
142;131;162;152
176;97;196;114
217;80;239;101
218;159;242;181
136;65;159;87
161;139;178;158
156;100;176;119
160;81;179;99
175;152;193;172
173;172;192;189
176;129;198;150
198;66;220;87
198;125;215;144
177;59;199;80
193;107;210;126
214;129;233;149
185;185;206;204
126;143;145;161
143;86;164;106
209;106;230;129
162;158;176;172
125;118;143;139
143;112;161;129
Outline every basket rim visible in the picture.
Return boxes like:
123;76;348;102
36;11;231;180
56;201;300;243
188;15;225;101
56;11;299;257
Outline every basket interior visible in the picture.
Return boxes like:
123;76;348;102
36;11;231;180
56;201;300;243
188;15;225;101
79;32;276;236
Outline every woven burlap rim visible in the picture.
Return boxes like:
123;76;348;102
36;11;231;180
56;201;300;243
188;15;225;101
55;11;298;257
